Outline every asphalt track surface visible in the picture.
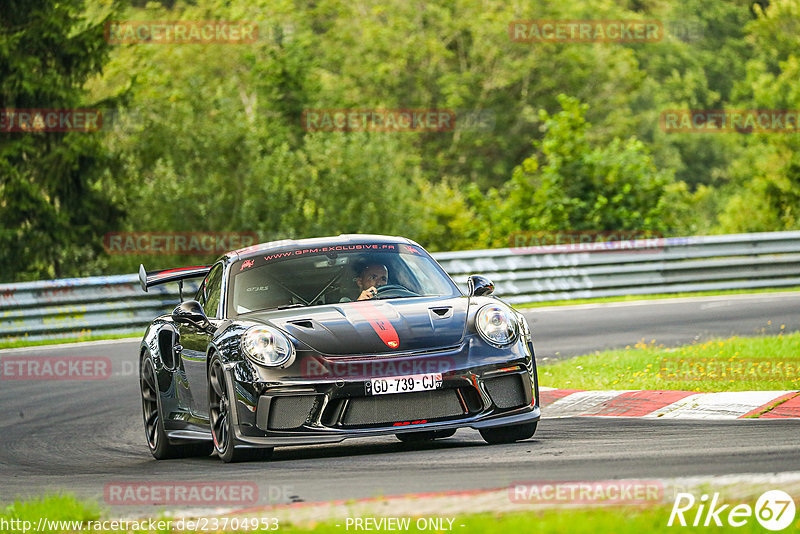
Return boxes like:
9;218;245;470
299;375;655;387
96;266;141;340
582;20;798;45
523;291;800;359
1;292;798;511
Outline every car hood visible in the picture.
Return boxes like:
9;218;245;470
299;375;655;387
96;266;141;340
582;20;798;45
244;296;468;355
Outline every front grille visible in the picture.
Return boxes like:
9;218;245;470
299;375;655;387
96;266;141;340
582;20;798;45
340;389;466;427
484;374;529;409
266;395;318;430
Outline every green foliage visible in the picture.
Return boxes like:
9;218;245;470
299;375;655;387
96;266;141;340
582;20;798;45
471;95;681;246
718;0;800;233
540;333;800;393
0;0;125;281
414;179;480;252
2;494;101;531
97;0;426;272
3;0;800;281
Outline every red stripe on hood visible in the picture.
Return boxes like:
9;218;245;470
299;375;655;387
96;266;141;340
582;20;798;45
351;300;401;349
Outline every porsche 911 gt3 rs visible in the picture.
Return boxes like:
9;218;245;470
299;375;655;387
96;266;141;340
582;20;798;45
138;234;540;462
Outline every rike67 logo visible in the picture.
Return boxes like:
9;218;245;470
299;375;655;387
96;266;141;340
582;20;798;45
668;490;796;531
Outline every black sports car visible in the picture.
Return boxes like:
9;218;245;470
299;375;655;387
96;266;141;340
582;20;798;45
138;235;540;462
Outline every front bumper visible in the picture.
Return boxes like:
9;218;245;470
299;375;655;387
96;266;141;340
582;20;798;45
223;336;540;447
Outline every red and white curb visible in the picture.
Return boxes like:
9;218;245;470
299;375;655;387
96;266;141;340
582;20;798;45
540;387;800;419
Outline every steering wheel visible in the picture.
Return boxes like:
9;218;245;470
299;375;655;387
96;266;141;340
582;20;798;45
374;284;419;299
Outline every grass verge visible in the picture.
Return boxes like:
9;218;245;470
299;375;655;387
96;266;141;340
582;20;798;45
0;332;139;350
2;495;791;533
516;287;800;308
1;495;101;531
539;333;800;392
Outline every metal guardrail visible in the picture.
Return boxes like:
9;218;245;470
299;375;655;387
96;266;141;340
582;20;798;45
2;231;800;343
0;275;199;343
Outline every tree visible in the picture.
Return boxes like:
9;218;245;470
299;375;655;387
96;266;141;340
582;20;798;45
717;0;800;232
472;95;681;246
0;0;124;281
97;0;426;274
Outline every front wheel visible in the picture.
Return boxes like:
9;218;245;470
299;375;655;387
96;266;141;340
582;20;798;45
208;355;273;463
479;421;537;444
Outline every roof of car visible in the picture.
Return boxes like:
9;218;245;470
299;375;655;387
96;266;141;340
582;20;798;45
226;234;419;263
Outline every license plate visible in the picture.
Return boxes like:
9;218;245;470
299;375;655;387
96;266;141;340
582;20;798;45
366;373;442;396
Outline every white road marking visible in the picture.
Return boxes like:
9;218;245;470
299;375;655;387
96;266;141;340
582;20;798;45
0;337;140;354
521;290;800;313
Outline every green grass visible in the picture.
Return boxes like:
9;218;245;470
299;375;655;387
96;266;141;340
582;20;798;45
1;495;101;533
517;286;800;308
0;332;139;350
2;495;793;533
540;332;800;392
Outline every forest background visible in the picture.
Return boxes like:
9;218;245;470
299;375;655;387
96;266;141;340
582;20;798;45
2;0;799;282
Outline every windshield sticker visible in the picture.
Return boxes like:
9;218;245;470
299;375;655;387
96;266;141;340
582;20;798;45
245;285;269;292
403;245;423;255
261;243;398;263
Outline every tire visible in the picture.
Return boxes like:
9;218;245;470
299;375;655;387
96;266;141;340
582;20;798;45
208;354;273;463
140;354;212;459
396;429;456;442
479;421;537;444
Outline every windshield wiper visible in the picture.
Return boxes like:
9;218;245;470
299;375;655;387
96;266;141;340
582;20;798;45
276;303;306;310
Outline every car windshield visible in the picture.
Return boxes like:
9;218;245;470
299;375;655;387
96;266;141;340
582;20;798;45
228;243;460;314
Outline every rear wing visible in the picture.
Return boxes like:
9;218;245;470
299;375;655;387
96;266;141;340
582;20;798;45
138;264;211;293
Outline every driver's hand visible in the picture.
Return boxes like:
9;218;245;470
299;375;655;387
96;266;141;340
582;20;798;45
357;286;378;301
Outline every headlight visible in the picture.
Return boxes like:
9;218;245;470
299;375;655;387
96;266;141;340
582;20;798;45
241;326;295;367
475;304;518;346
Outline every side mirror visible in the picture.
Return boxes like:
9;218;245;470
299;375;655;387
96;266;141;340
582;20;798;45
172;300;210;329
467;275;494;297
